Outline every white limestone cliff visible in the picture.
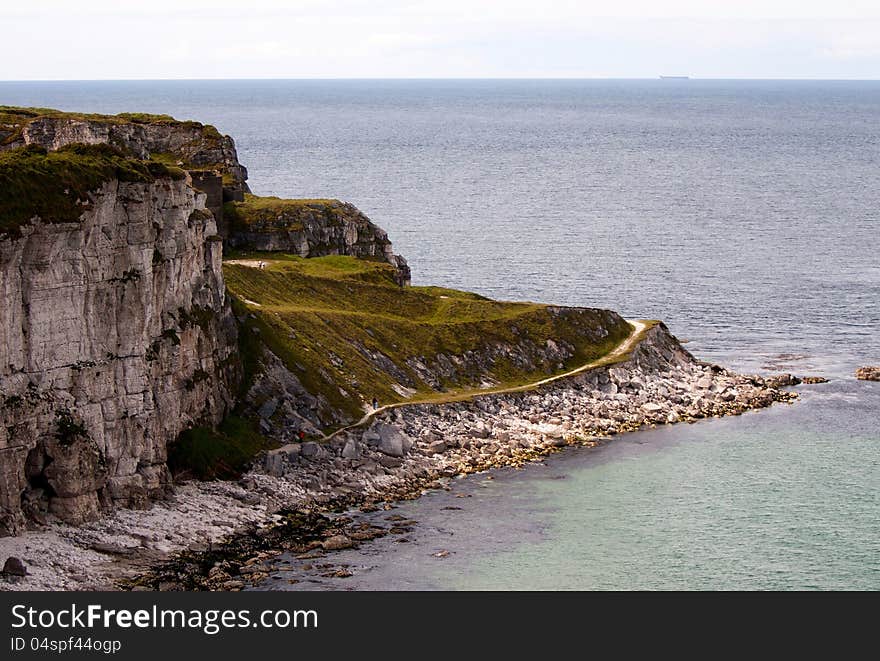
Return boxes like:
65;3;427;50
0;176;239;534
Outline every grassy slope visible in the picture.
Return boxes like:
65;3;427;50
223;252;632;425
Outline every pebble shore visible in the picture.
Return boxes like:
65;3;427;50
0;324;801;591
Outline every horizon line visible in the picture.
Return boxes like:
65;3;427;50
2;76;880;83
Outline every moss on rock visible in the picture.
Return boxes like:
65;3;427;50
0;143;184;234
224;194;341;234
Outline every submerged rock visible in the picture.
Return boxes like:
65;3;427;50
322;535;354;551
855;367;880;381
764;373;802;388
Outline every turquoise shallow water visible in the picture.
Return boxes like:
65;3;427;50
447;387;880;590
259;382;879;591
2;80;877;589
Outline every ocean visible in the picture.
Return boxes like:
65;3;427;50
3;79;877;589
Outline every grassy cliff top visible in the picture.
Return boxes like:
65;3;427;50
224;194;346;233
0;143;185;234
223;253;631;426
0;106;221;147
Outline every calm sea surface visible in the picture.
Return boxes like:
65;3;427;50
2;80;877;589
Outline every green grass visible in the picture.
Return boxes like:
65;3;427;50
223;254;632;427
0;106;218;142
231;194;337;212
0;143;185;234
224;194;344;234
167;415;268;480
148;151;185;167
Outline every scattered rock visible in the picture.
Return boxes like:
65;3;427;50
88;542;134;556
321;535;354;551
378;456;403;468
264;449;287;477
375;423;413;457
2;557;27;577
341;440;359;460
0;322;801;592
258;398;279;421
426;440;447;455
765;373;801;387
300;442;329;459
472;422;491;439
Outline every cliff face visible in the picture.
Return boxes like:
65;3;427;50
0;108;249;240
225;197;411;286
0;172;239;535
0;109;409;279
0;108;249;200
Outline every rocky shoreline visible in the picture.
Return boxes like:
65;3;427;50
0;324;803;591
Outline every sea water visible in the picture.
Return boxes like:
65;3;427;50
3;79;877;589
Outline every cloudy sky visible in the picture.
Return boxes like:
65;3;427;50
3;0;880;80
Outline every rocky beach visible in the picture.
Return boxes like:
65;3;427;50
0;322;802;591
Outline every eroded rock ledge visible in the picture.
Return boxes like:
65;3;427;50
225;196;411;286
0;324;798;591
0;107;410;280
0;107;250;206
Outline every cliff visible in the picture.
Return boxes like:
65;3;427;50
0;108;410;281
0;144;239;535
225;196;410;286
0;106;249;198
0;106;667;540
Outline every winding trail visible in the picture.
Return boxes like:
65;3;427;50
322;319;649;441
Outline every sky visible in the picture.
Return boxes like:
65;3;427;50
2;1;880;80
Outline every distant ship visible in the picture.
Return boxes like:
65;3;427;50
660;75;690;79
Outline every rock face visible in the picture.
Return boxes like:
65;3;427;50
1;108;408;278
855;366;880;381
225;198;410;286
0;108;249;237
0;174;239;535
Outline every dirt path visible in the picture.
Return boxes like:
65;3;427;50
323;320;648;441
224;259;269;268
